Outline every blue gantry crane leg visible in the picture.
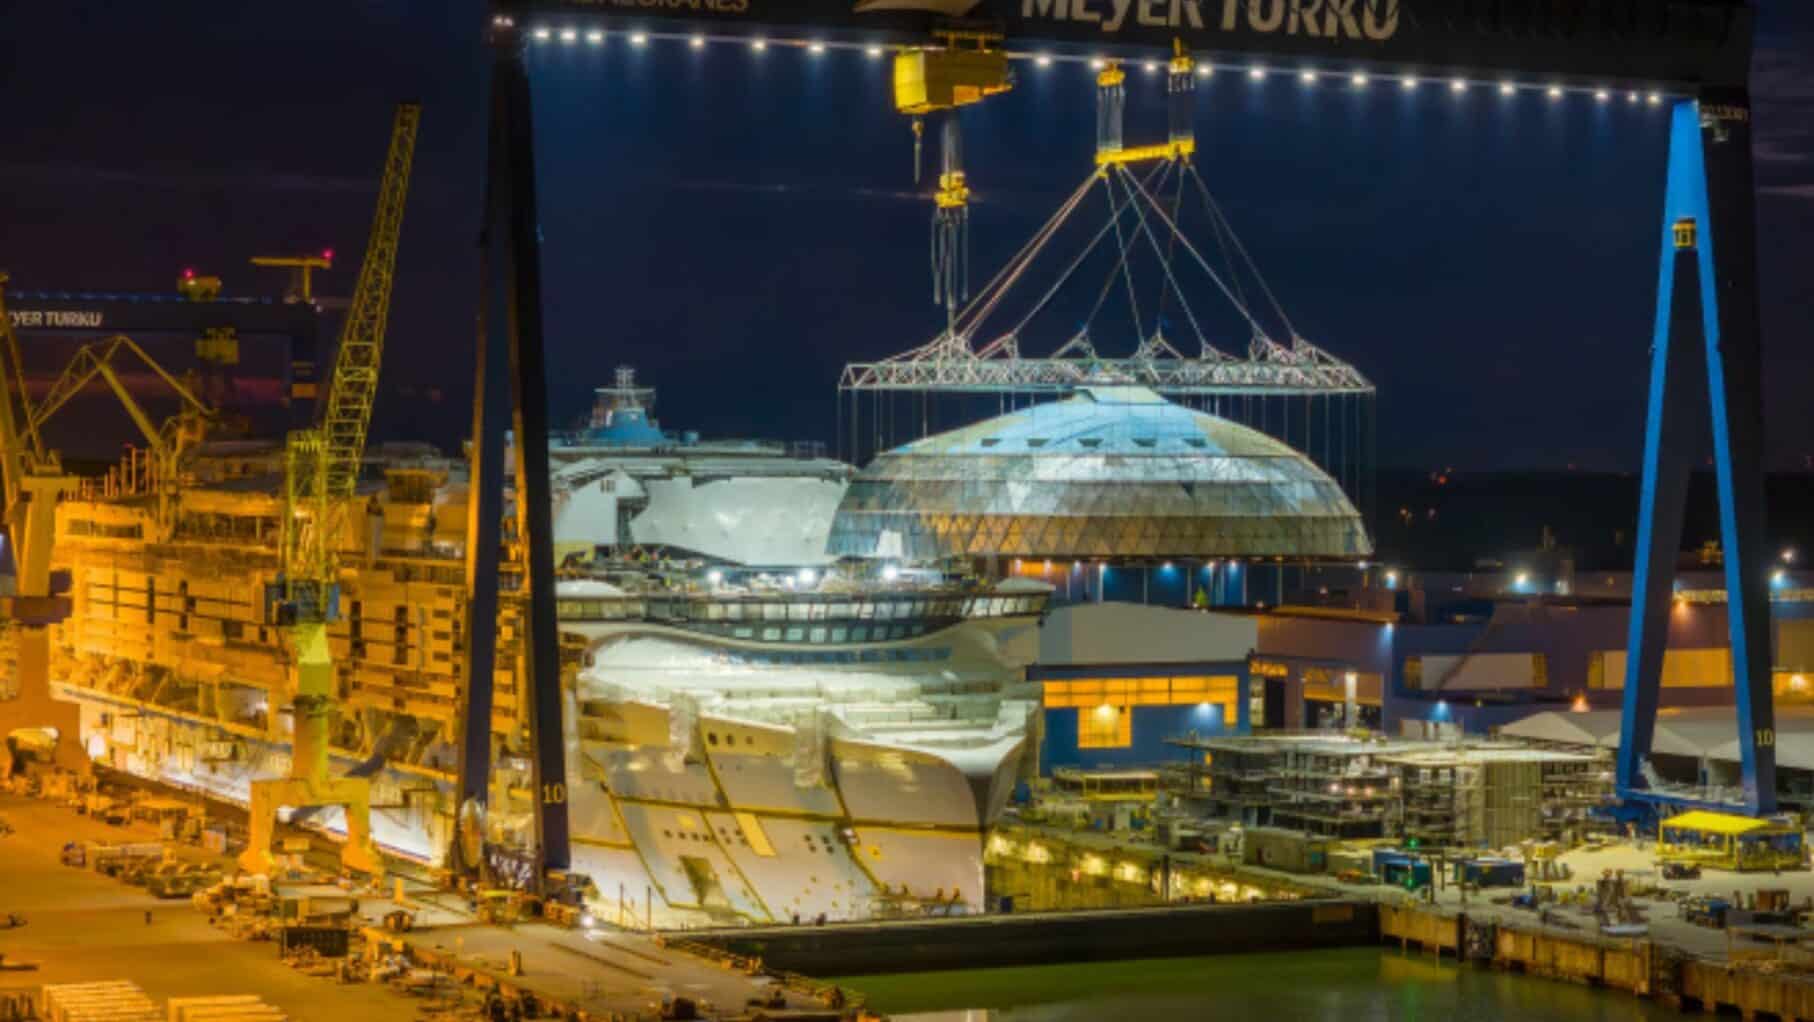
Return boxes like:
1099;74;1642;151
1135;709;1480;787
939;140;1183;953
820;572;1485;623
1617;92;1777;815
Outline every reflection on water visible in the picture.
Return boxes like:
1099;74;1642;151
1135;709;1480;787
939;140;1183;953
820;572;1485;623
852;949;1672;1021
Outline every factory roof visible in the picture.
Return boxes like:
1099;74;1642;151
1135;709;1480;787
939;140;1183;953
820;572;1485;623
1502;707;1814;771
827;386;1370;562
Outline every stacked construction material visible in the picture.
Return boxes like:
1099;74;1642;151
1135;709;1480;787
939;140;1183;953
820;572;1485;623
166;996;288;1021
40;981;160;1022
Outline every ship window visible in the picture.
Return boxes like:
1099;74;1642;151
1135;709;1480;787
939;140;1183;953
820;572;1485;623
1132;437;1158;448
761;626;781;641
830;627;848;644
1079;438;1103;449
831;602;854;619
857;603;875;620
763;604;785;622
809;627;827;643
788;604;809;623
874;602;895;621
980;438;1001;447
850;627;868;642
1027;438;1049;448
1185;438;1208;448
733;627;754;640
705;604;725;622
707;733;718;746
785;627;805;642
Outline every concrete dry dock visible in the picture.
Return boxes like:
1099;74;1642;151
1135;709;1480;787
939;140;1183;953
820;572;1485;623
687;899;1378;975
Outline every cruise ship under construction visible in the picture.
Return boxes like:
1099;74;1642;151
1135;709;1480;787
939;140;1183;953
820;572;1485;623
0;83;1376;927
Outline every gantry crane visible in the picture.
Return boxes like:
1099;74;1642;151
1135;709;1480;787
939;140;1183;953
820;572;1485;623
0;275;79;773
30;335;212;522
240;103;420;876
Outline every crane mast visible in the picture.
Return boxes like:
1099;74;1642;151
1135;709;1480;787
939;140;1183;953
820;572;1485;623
241;103;420;877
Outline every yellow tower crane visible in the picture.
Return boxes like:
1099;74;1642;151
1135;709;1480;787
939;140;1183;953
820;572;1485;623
251;253;333;304
240;103;420;877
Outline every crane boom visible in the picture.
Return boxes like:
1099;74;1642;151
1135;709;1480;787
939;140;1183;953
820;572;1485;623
243;103;420;879
319;103;419;499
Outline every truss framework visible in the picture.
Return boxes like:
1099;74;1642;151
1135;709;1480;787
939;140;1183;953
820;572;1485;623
842;139;1375;399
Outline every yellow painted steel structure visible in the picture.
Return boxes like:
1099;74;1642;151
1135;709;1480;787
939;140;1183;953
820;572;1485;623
250;254;332;304
1658;810;1805;871
891;45;1010;116
0;274;80;772
1094;139;1197;167
240;103;419;877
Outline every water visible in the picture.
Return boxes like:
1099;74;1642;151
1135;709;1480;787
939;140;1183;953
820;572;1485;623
841;948;1674;1021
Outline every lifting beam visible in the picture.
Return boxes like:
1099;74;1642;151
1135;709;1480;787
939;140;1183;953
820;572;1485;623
1617;92;1776;815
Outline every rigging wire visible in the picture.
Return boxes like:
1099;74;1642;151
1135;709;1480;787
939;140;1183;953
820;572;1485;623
1106;164;1212;355
1185;163;1298;341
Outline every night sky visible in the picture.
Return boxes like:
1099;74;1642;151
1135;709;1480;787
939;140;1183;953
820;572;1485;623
4;2;1812;472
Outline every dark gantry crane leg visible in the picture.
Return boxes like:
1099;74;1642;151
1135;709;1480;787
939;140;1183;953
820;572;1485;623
460;19;571;885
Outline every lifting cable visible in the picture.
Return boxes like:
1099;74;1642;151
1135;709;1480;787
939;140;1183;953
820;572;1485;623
954;171;1098;341
1119;166;1272;342
1004;161;1174;342
1080;159;1177;339
1185;163;1297;342
1108;164;1213;356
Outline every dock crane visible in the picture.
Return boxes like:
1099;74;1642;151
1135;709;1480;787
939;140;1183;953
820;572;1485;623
0;276;79;773
239;103;420;877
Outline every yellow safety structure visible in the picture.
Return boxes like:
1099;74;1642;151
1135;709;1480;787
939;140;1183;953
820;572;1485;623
241;103;419;878
1658;810;1805;872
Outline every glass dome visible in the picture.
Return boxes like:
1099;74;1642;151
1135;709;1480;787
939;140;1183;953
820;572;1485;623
828;386;1371;562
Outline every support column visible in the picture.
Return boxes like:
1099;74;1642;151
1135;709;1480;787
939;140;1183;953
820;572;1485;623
469;24;569;879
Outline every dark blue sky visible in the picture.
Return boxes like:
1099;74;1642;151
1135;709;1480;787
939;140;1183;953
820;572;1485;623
3;2;1811;471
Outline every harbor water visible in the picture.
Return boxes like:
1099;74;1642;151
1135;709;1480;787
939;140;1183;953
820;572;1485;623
844;948;1675;1021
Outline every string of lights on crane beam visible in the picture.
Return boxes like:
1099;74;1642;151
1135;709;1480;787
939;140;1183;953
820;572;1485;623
516;22;1674;107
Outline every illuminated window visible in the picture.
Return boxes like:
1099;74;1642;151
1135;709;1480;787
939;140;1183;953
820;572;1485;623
1591;649;1733;689
1079;704;1131;748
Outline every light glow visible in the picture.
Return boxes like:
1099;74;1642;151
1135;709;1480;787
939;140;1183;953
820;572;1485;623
1035;53;1052;67
689;35;705;49
1449;78;1466;93
1351;72;1368;87
629;32;647;46
1196;63;1212;77
558;28;577;43
1595;89;1609;101
808;41;826;54
1547;85;1563;99
751;38;766;52
1249;66;1266;80
585;29;604;45
1400;75;1417;89
1143;61;1159;74
1648;92;1662;105
532;27;551;41
1299;69;1317;83
1499;82;1515;96
865;45;883;58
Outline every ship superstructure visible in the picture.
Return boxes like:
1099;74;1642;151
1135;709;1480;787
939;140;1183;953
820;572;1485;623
39;369;1047;924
